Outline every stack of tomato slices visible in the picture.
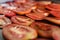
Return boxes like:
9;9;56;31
0;0;60;40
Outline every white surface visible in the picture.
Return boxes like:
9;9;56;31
0;29;4;40
0;0;13;3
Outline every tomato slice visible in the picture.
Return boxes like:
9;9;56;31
46;4;60;11
0;15;11;28
25;5;49;20
45;17;60;25
3;10;16;17
11;16;34;26
38;1;51;5
3;24;37;40
30;22;59;38
13;2;36;15
50;11;60;18
26;13;48;20
3;1;37;15
0;1;37;15
0;7;16;17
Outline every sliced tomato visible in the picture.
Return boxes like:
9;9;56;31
2;24;37;40
13;3;37;15
11;16;34;26
3;10;16;17
45;17;60;25
30;22;59;38
48;3;60;9
25;5;49;20
26;12;49;20
1;1;37;15
0;15;11;28
0;7;16;17
5;1;37;15
50;11;60;18
46;4;60;11
38;1;51;5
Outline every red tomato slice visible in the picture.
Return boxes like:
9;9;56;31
0;7;16;17
30;22;59;38
11;16;34;26
50;11;60;18
4;2;37;15
48;4;60;9
26;12;49;20
3;24;37;40
3;10;16;17
0;15;11;28
46;4;60;11
25;6;49;20
38;1;51;5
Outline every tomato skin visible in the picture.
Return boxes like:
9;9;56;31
4;2;37;15
2;24;37;40
13;3;36;15
0;1;37;15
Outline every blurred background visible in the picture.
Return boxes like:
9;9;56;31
0;0;13;3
